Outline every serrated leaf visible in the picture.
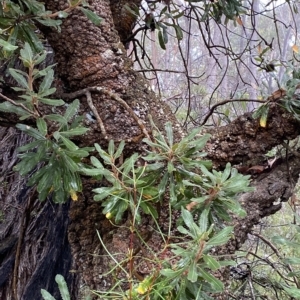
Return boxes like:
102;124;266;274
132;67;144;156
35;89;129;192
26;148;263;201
59;135;79;151
19;23;44;52
20;42;33;65
9;68;28;89
38;87;56;98
90;156;104;168
114;140;125;159
108;140;115;156
64;99;80;121
39;69;54;94
55;274;70;300
0;38;18;51
181;207;195;230
45;114;67;124
198;207;209;232
59;127;89;137
34;51;47;65
93;187;116;200
18;139;43;152
80;7;103;25
41;289;56;300
36;118;47;136
16;124;46;140
61;153;79;172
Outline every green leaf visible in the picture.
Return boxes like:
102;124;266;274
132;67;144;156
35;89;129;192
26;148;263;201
221;163;231;182
252;104;267;119
41;289;56;300
16;124;46;140
158;172;169;196
198;207;210;232
9;68;28;89
34;51;47;65
59;135;79;151
81;168;104;177
0;101;29;116
65;149;89;158
108;140;115;156
18;139;43;152
139;202;158;218
203;255;221;270
181;207;195;230
37;18;62;28
0;38;18;51
206;226;233;247
57;11;69;18
165;122;173;146
64;99;80;121
38;87;56;98
55;274;70;300
45;114;67;124
187;261;198;282
158;29;166;50
39;69;54;94
38;98;65;106
281;284;300;298
20;42;33;66
167;162;175;173
114;140;125;159
272;236;300;248
19;23;44;52
36;118;47;136
59;127;89;137
80;8;103;25
199;267;224;292
90;156;104;168
282;257;300;265
61;153;79;172
160;268;183;280
174;24;183;40
37;168;53;193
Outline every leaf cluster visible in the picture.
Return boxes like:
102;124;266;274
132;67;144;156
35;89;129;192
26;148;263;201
0;0;102;60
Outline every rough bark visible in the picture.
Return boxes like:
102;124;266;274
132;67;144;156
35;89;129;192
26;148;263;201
0;1;300;299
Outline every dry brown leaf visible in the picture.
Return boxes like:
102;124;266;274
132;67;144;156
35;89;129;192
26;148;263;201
292;44;299;53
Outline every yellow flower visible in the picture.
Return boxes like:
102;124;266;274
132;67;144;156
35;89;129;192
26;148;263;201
106;212;112;219
69;189;78;201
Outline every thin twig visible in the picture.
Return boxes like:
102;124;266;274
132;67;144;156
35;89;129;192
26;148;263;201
0;93;35;116
85;90;107;139
61;86;152;141
200;99;266;126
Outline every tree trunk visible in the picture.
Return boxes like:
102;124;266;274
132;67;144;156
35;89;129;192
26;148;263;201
1;1;300;300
